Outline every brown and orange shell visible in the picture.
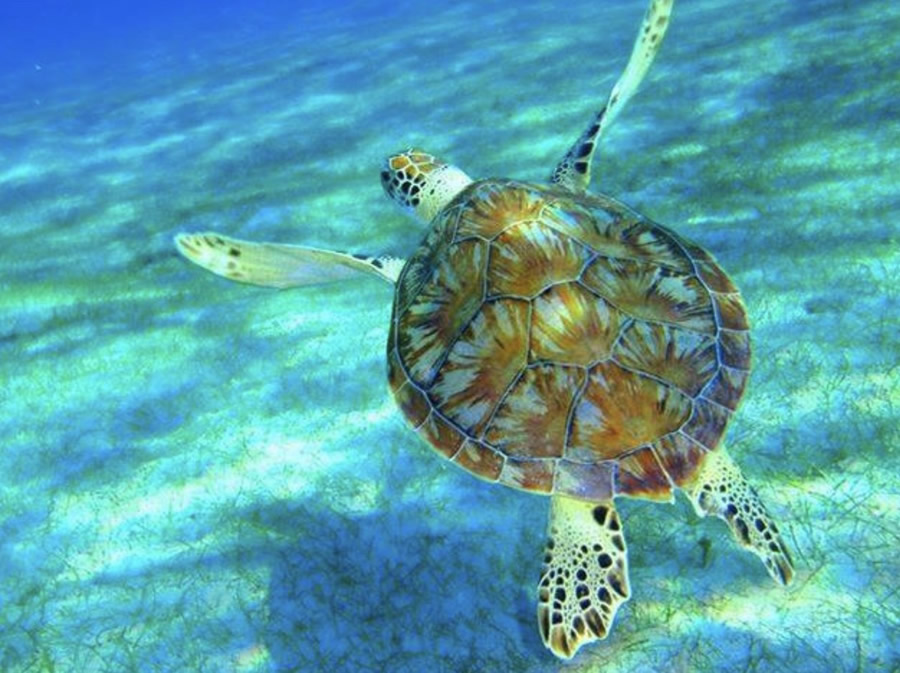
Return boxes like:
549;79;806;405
387;179;750;503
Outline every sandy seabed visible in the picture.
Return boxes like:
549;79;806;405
1;1;897;671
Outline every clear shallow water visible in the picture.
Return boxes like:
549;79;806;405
1;1;897;671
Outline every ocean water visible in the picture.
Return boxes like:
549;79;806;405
1;0;897;671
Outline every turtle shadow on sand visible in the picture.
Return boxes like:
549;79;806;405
254;485;803;672
255;485;548;672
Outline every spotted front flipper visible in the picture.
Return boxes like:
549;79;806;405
175;232;404;288
538;496;630;659
551;0;674;192
687;447;795;585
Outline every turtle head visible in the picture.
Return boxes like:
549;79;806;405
381;149;473;223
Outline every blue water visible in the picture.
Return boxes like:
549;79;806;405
0;1;347;108
0;1;317;66
1;0;898;671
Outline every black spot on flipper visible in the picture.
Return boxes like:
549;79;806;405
608;575;628;598
735;517;751;545
597;553;612;568
352;253;369;260
574;161;589;175
592;505;608;526
228;247;241;257
776;562;789;585
698;491;711;509
371;259;384;269
576;142;593;158
585;611;605;638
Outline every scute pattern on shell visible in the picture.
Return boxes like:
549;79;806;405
388;179;751;501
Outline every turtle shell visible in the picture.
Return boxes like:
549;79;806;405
387;179;750;503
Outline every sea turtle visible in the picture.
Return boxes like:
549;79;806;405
175;0;794;659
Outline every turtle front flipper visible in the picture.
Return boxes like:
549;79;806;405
551;0;674;193
175;232;404;288
686;447;795;585
538;496;630;659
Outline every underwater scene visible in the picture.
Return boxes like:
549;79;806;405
1;0;897;671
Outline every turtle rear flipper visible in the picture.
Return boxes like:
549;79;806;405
687;447;795;585
538;496;630;659
175;232;404;288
